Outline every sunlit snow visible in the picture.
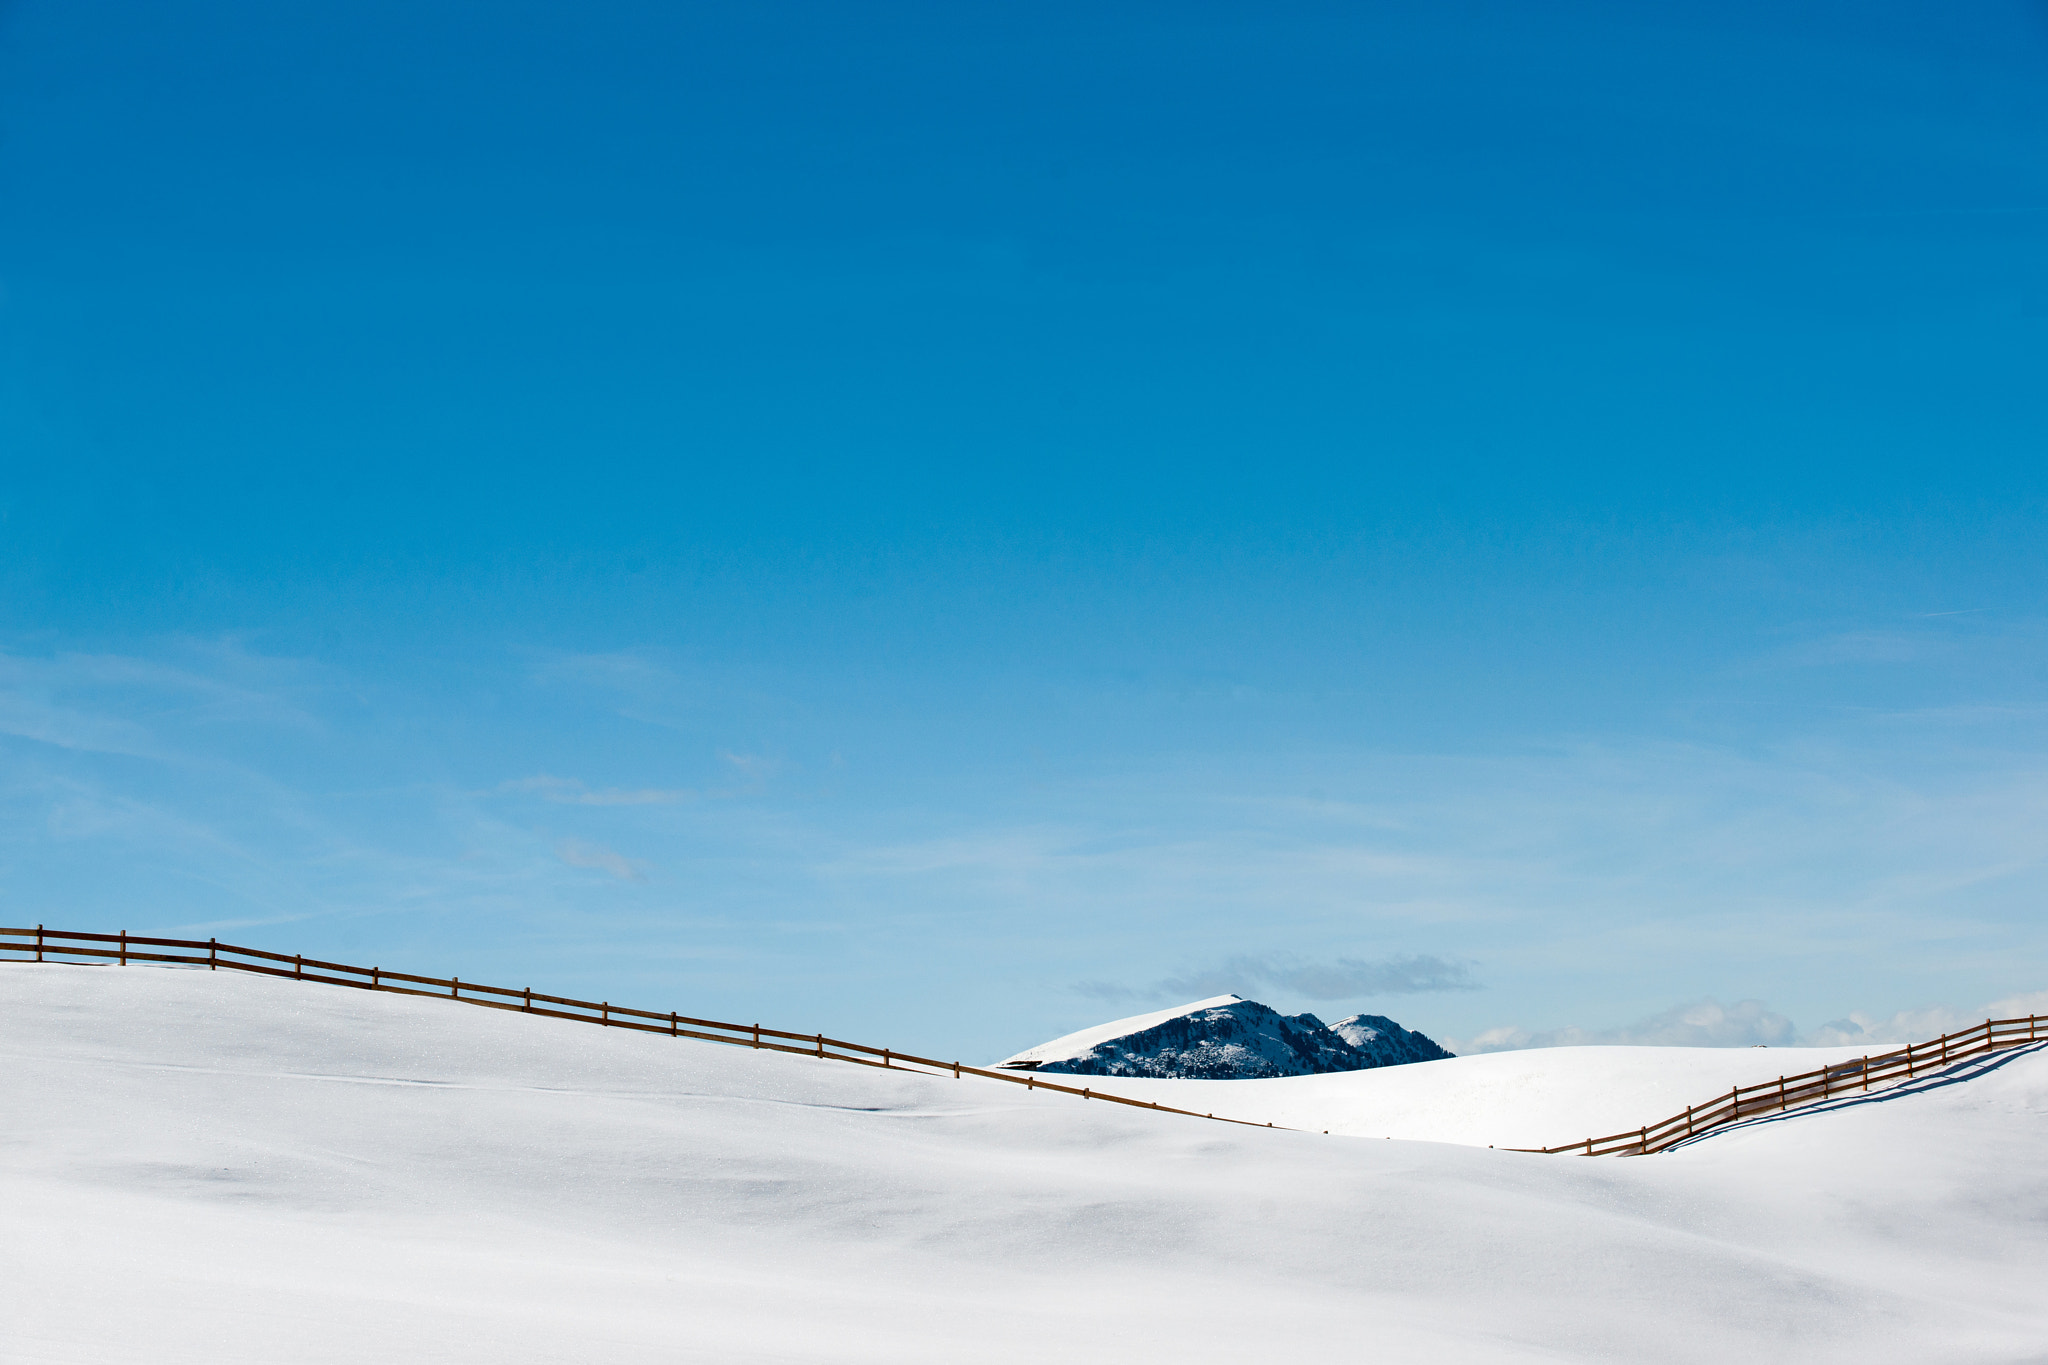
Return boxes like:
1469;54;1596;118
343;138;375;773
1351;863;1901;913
7;963;2045;1363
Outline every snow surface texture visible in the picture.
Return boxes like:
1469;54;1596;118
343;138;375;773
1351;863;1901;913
1007;1044;1941;1149
995;992;1452;1078
7;963;2048;1364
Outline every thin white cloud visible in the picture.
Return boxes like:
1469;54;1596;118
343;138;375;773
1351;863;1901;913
1133;953;1478;1004
497;775;692;806
1447;998;1799;1054
0;692;161;756
1453;988;2048;1055
1802;988;2048;1047
553;837;644;881
1779;630;1930;667
526;650;676;691
8;630;2048;1064
1989;989;2048;1018
0;645;325;758
712;751;784;796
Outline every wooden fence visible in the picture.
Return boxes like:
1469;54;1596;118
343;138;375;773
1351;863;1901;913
1508;1012;2048;1155
7;926;2040;1156
0;926;1285;1133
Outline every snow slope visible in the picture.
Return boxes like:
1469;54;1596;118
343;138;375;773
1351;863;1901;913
1006;1043;1889;1149
994;993;1448;1078
994;991;1250;1064
6;963;2047;1364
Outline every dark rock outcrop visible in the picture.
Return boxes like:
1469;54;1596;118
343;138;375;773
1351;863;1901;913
998;995;1453;1079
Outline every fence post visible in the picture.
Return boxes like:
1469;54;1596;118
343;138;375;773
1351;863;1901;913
751;1023;759;1048
451;976;459;999
295;954;303;980
120;930;128;966
1730;1084;1740;1121
1862;1056;1868;1092
1584;1138;1592;1156
1906;1041;1915;1078
210;937;217;971
372;967;380;989
670;1010;677;1037
1940;1031;1948;1065
1684;1104;1693;1137
35;923;43;962
601;1002;609;1027
1638;1126;1647;1153
953;1060;960;1079
523;987;531;1012
815;1033;823;1058
882;1048;891;1068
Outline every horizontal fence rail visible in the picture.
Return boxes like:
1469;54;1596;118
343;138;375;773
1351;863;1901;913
8;927;2038;1156
1506;1012;2048;1156
0;926;1289;1134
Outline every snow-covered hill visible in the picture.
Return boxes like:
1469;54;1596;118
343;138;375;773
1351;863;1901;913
6;963;2047;1363
994;993;1451;1078
997;1041;1898;1148
1328;1010;1452;1067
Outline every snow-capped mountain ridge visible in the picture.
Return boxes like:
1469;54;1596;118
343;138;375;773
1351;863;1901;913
998;994;1453;1079
1330;1012;1455;1068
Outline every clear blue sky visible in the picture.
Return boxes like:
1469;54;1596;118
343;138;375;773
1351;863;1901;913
4;1;2047;1060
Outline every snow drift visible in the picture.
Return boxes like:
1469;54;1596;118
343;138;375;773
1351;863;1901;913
6;962;2048;1364
994;993;1452;1078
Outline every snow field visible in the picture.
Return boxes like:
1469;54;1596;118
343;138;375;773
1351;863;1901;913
1013;1043;1889;1149
4;962;2046;1364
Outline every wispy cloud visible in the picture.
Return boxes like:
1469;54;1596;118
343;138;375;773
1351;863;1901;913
1774;630;1930;667
713;751;784;796
1449;997;1798;1053
0;690;162;757
1802;988;2048;1047
553;837;644;881
1077;952;1478;1006
497;775;693;806
526;650;676;692
1450;987;2048;1054
0;651;235;757
8;630;2048;1066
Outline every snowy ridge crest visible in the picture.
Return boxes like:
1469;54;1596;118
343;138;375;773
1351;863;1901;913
999;995;1453;1079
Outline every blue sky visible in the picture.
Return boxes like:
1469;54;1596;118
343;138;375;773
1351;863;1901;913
4;0;2048;1060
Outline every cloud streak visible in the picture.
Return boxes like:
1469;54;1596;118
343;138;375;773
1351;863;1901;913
1449;988;2048;1055
1077;952;1478;1006
498;775;692;806
553;837;644;881
1450;997;1798;1054
1802;989;2048;1047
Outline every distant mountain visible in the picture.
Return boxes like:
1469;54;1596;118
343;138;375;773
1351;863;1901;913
1327;1013;1454;1068
996;995;1453;1080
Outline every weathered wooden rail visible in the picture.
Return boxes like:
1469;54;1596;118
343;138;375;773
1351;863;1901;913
6;926;2036;1156
0;925;1287;1132
1508;1012;2048;1155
